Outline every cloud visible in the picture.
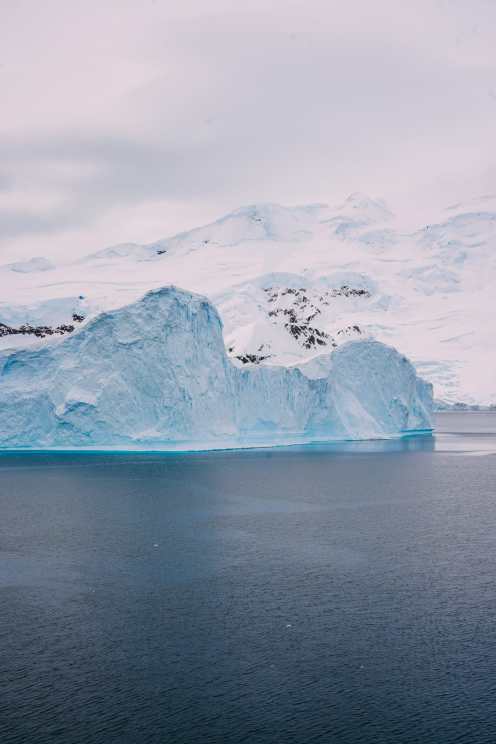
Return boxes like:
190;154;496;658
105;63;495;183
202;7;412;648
1;0;495;260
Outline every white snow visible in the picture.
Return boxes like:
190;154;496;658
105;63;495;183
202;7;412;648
83;243;159;263
2;256;54;274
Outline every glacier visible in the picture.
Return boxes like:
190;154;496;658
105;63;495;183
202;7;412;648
0;286;432;450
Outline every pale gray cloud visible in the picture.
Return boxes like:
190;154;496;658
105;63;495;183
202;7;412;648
1;0;495;260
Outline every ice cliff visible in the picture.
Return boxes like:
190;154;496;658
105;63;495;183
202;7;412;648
0;287;432;449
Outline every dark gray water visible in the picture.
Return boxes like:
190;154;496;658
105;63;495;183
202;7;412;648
1;413;496;744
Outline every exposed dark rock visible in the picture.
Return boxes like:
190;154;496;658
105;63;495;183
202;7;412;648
0;322;76;340
227;284;367;367
262;285;367;351
235;353;271;364
337;325;362;336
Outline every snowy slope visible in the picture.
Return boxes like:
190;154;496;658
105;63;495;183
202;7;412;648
1;256;54;273
0;193;494;406
0;287;432;449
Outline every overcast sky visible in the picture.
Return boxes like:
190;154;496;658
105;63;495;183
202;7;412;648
1;0;495;262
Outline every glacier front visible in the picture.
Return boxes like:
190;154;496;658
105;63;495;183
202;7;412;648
0;287;432;449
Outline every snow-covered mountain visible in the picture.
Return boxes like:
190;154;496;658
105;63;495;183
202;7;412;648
0;287;432;449
0;193;494;407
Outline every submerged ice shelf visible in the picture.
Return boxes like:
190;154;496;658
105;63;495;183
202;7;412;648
0;287;432;449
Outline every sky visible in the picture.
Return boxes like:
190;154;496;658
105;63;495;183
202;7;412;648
1;0;495;262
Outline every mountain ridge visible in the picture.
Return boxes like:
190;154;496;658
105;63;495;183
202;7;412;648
0;193;493;407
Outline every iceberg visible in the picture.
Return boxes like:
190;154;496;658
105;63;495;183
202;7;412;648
0;287;432;449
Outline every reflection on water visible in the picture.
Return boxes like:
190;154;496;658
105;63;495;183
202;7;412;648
434;412;496;455
263;434;436;456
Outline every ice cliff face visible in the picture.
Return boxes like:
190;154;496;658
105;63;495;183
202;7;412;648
0;287;432;449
